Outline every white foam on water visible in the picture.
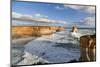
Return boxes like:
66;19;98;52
17;51;48;65
24;30;81;63
12;28;95;65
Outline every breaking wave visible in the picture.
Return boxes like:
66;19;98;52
12;28;95;65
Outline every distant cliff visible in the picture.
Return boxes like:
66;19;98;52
12;26;64;39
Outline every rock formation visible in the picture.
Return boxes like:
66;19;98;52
79;34;96;62
71;25;78;33
12;26;64;39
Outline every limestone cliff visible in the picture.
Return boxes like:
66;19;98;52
80;34;96;62
12;26;64;39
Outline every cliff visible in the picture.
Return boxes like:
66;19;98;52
80;34;96;62
12;26;64;39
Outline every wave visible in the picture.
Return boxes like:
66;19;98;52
12;29;95;65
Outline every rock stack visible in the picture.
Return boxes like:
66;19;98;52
80;34;96;62
71;26;78;33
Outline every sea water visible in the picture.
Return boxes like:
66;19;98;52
12;28;95;65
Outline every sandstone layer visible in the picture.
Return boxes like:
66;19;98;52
80;34;96;62
12;26;64;39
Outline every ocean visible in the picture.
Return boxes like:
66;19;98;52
12;28;95;65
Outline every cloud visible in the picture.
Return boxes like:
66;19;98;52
12;12;33;19
64;5;95;14
12;12;67;25
34;14;48;18
80;16;95;26
55;6;64;10
12;12;22;18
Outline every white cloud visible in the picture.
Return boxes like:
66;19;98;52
12;12;33;19
34;14;48;18
55;6;64;10
12;12;67;25
12;12;22;18
64;5;95;14
35;14;41;17
81;16;95;26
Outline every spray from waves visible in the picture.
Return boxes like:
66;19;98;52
12;28;95;64
53;28;95;49
52;30;80;49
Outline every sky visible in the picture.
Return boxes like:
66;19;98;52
12;1;96;28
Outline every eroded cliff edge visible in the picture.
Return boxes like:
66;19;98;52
12;26;64;39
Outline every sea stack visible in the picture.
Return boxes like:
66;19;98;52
71;25;78;33
70;25;81;38
80;34;96;62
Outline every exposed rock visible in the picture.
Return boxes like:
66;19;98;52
70;25;81;38
71;25;78;33
12;26;64;39
79;34;96;62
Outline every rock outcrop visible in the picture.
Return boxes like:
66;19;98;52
71;25;78;33
79;34;96;62
12;26;64;39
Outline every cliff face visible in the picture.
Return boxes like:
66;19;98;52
80;34;96;62
12;26;64;39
